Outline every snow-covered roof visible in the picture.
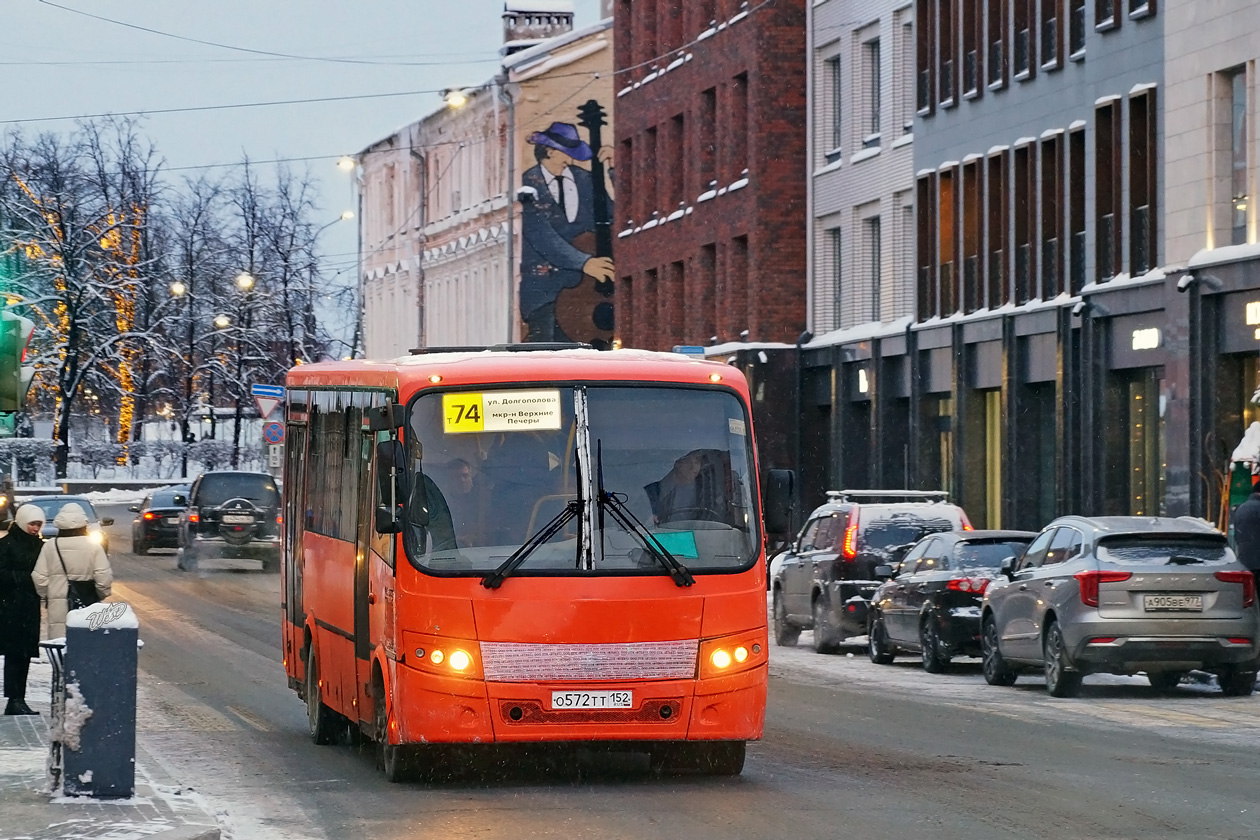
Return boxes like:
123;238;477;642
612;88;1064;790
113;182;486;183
502;17;613;69
505;0;574;11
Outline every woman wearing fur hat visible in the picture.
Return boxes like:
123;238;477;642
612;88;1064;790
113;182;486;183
31;502;112;640
0;504;47;715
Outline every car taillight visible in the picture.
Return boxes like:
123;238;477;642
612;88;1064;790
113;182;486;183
188;507;199;523
276;514;283;525
960;512;973;531
947;577;990;594
143;512;155;520
1074;570;1132;607
1215;571;1256;607
842;524;858;560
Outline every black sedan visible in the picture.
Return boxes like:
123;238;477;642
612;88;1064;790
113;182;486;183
868;530;1035;672
130;485;190;555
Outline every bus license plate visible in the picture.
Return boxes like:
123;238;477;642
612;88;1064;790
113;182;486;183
550;690;633;710
1143;594;1203;611
222;514;254;524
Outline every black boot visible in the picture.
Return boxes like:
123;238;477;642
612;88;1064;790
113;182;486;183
4;699;36;715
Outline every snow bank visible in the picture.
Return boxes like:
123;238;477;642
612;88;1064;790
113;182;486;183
67;601;139;631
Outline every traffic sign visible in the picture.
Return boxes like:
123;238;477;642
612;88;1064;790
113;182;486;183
263;422;285;444
251;384;284;398
672;345;706;356
268;444;283;468
254;396;281;419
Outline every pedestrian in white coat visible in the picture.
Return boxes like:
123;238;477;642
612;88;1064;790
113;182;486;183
31;503;112;639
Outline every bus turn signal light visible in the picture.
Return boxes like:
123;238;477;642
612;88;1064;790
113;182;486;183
699;632;767;679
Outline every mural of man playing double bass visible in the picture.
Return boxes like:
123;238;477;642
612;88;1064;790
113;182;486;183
519;105;616;348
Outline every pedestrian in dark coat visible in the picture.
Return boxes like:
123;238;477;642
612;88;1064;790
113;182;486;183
1233;479;1260;582
0;504;46;715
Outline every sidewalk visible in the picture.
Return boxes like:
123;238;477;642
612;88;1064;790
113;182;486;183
0;656;221;840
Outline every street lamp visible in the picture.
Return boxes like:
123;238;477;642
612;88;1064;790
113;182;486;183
337;156;356;172
170;281;187;297
214;314;230;329
235;272;255;291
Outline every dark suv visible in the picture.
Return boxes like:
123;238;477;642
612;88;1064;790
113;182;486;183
178;471;282;572
770;490;971;652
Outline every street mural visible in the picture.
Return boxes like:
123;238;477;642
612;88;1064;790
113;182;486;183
518;99;615;349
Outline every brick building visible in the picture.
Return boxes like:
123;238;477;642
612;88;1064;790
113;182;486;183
613;0;808;351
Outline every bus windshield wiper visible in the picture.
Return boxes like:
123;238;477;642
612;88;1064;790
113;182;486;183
595;441;693;588
482;500;581;589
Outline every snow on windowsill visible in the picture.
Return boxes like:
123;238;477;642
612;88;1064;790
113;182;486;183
697;189;718;202
727;177;749;192
850;147;881;164
666;208;686;221
697;26;717;41
1078;266;1172;294
813;159;843;177
1187;241;1260;269
891;133;914;149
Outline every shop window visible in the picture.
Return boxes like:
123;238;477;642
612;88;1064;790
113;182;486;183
962;159;983;312
1095;100;1122;281
986;0;1008;89
1095;0;1120;31
1013;144;1034;304
1041;134;1064;298
937;0;957;106
1068;128;1087;293
916;0;936;114
917;173;938;318
1013;0;1035;80
940;167;958;314
986;151;1008;308
961;0;982;97
1129;88;1157;274
1040;0;1064;70
1127;374;1165;516
1069;0;1087;55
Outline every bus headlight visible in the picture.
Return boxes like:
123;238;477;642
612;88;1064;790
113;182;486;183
448;650;471;671
403;631;483;680
698;631;767;679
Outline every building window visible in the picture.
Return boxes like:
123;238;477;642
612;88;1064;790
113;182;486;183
916;0;936;114
917;173;938;318
986;151;1008;307
938;0;956;105
987;0;1008;88
670;113;686;214
1041;134;1063;298
864;38;882;145
819;54;843;163
962;0;982;97
1040;0;1063;70
1013;0;1035;79
1069;0;1087;55
815;225;843;331
1096;0;1120;31
894;192;915;317
939;167;958;315
1226;67;1250;245
1129;88;1157;273
1128;0;1154;19
639;0;659;68
699;88;717;195
896;11;916;135
962;159;983;312
644;126;659;222
1013;144;1034;303
731;73;749;180
1096;100;1122;281
1069;127;1087;293
864;214;882;322
620;137;634;228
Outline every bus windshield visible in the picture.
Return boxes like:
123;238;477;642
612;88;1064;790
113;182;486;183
403;385;758;577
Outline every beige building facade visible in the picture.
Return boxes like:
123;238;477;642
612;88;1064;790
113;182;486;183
356;5;614;357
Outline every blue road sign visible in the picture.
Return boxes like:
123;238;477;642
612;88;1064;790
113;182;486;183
263;422;285;445
252;384;285;399
672;345;706;356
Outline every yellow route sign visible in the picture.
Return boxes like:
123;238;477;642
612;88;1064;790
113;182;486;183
442;389;562;434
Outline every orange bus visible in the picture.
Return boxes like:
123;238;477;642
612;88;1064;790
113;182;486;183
281;345;784;780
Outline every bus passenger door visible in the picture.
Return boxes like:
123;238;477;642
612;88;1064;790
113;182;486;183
352;412;376;729
283;419;309;687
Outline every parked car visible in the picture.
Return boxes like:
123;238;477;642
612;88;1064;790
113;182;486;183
129;485;191;555
178;471;281;572
770;490;971;653
868;530;1036;671
28;495;114;555
981;516;1260;697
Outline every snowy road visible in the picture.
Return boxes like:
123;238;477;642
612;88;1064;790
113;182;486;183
98;505;1260;839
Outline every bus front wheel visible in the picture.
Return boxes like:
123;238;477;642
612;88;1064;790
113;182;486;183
652;740;746;776
374;679;413;782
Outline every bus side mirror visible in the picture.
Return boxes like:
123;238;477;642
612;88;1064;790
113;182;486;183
366;404;406;432
763;469;796;535
374;505;402;534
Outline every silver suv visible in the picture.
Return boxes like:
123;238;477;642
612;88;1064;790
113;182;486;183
981;516;1260;697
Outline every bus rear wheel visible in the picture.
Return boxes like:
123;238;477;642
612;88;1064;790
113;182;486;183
305;647;338;745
